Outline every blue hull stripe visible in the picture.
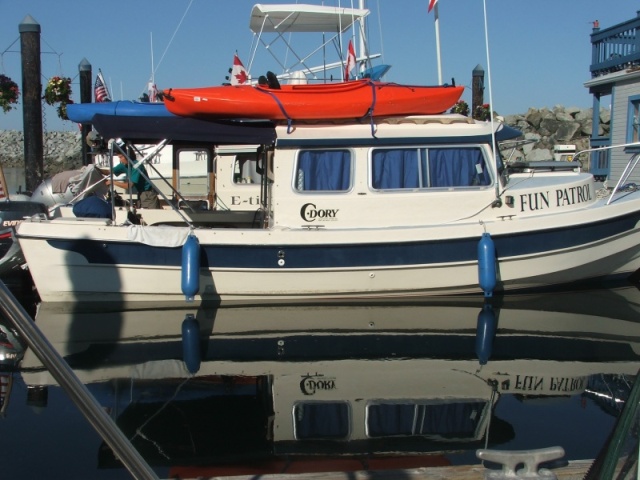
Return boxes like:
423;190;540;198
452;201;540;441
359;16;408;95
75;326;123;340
46;211;640;269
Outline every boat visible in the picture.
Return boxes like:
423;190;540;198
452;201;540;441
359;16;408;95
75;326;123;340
0;166;49;277
66;100;173;124
13;108;640;305
162;80;465;120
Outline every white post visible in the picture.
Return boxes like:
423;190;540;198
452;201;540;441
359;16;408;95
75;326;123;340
434;2;443;85
359;0;367;76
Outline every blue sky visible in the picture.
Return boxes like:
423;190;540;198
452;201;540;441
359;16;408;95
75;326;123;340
0;0;635;131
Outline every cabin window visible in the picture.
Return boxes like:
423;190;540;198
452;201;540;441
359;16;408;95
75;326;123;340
371;146;491;190
233;154;261;184
627;95;640;149
176;148;210;196
367;401;487;438
295;149;351;192
293;402;350;440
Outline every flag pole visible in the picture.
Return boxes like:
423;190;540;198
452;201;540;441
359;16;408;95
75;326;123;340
433;2;443;85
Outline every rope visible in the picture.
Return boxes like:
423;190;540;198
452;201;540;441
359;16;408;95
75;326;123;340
255;86;294;133
363;79;377;137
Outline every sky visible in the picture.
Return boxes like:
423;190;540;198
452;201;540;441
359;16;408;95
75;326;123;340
0;0;636;131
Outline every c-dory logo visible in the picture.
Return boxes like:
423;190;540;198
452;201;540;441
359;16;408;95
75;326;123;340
300;373;337;395
300;203;339;222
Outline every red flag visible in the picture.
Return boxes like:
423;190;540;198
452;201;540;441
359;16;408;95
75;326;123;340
94;70;111;103
230;53;249;85
428;0;438;12
344;40;356;81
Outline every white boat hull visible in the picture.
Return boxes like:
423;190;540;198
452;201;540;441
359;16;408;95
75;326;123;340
16;194;640;305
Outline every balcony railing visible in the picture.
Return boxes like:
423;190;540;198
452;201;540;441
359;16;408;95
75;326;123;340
591;11;640;77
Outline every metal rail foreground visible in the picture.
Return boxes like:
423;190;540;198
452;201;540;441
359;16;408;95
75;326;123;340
0;281;159;480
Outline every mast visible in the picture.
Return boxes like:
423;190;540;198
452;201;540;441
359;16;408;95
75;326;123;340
358;0;367;75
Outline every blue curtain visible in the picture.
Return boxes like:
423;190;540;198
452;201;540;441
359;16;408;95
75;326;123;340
371;149;419;189
368;402;486;437
428;148;490;187
294;403;350;439
368;403;417;436
297;150;351;191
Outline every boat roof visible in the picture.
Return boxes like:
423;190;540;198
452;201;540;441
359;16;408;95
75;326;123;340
274;116;523;147
249;3;369;33
91;114;277;146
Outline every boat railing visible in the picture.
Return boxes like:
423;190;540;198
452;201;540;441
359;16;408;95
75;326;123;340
607;151;640;205
499;138;536;163
573;142;640;205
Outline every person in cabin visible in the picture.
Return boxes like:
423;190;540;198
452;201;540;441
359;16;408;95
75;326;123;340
103;147;160;209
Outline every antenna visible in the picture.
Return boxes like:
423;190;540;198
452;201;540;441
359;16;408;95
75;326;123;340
481;0;499;201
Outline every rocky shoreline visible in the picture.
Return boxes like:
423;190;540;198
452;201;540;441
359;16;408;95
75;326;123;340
0;105;609;176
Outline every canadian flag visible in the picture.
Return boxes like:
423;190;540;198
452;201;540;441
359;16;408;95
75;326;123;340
230;53;249;85
344;40;356;81
428;0;438;13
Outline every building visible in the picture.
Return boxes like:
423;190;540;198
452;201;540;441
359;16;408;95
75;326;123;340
585;11;640;183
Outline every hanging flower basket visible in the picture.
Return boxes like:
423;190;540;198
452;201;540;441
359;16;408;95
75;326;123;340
0;74;20;113
474;103;492;121
56;100;73;121
450;100;469;116
43;76;73;120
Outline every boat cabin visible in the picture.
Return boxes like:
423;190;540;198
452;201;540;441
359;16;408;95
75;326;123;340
72;112;602;232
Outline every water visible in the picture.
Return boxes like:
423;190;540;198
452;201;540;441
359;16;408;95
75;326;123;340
1;281;639;479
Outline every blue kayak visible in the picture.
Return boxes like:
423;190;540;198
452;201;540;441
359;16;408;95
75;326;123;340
67;101;173;123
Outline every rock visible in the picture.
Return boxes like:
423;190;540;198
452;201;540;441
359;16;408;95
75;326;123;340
527;148;553;161
0;130;82;172
553;121;581;142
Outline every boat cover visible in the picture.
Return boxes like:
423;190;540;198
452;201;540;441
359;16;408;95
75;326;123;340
91;114;277;145
250;4;368;33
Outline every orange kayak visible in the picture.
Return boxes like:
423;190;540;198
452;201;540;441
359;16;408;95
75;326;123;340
162;80;464;120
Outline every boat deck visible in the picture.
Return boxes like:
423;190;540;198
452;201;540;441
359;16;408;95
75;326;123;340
177;460;593;480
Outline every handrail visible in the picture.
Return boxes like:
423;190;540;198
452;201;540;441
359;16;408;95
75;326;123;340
607;152;640;205
0;281;159;480
571;142;640;205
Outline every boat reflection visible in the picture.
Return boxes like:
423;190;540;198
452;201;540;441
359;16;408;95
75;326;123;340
17;286;640;475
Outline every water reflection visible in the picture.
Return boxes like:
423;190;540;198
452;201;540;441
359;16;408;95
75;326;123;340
12;286;640;477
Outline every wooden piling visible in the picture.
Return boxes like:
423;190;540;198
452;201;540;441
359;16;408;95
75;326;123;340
79;58;92;166
472;64;485;119
19;15;43;193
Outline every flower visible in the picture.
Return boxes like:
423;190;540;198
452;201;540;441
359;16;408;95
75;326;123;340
43;76;73;119
450;100;469;116
0;74;20;114
474;103;492;121
56;100;73;121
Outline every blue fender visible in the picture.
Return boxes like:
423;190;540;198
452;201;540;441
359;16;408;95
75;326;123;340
475;303;497;365
182;314;201;374
181;234;200;302
478;232;496;297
